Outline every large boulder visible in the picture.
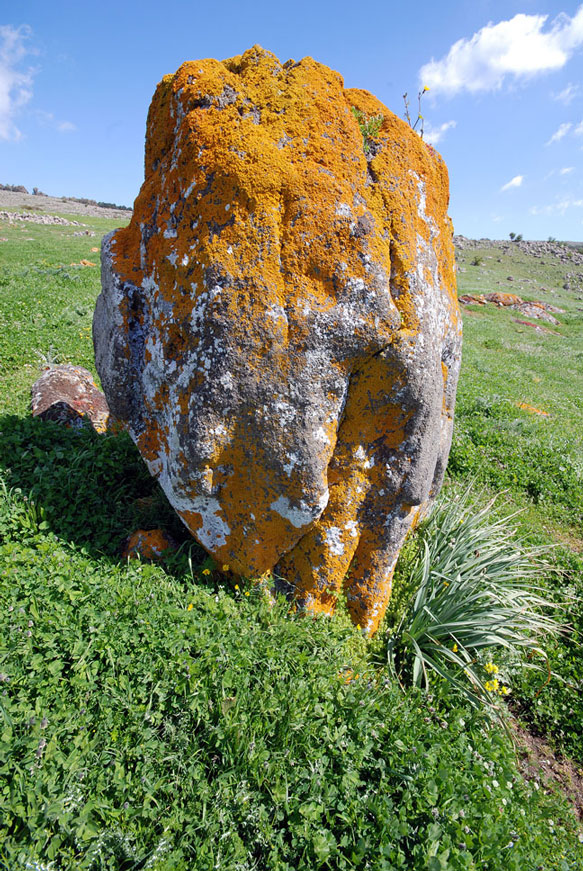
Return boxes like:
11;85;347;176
93;46;462;633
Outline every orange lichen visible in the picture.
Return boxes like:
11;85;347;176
517;402;550;417
122;529;177;561
486;292;523;307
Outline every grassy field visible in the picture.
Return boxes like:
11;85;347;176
1;214;583;869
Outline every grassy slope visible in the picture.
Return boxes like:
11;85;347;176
452;243;583;535
1;218;582;869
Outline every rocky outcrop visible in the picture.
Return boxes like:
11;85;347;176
459;293;564;325
454;235;583;266
93;46;462;633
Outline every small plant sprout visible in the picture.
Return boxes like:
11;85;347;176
351;107;384;154
34;345;62;371
403;86;429;138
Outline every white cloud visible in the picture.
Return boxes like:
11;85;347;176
35;110;76;133
420;6;583;96
560;166;574;174
553;82;581;103
0;24;35;140
423;119;456;145
575;121;583;135
530;197;583;215
546;122;572;144
501;175;524;191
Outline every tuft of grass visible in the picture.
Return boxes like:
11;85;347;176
385;488;565;718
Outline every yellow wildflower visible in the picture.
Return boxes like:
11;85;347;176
202;568;211;576
222;564;230;572
501;685;510;695
234;584;239;591
485;679;500;693
485;662;499;675
187;603;194;611
452;643;458;653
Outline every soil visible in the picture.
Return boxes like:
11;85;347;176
0;189;132;221
511;719;583;823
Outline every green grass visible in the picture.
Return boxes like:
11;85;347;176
1;525;582;870
1;216;583;868
453;243;583;534
0;215;115;416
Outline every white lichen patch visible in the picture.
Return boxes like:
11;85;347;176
270;494;326;529
344;519;358;538
282;453;299;476
324;526;345;556
189;496;231;549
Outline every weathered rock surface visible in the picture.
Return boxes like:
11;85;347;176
458;293;563;325
93;46;462;633
122;529;177;561
31;364;110;432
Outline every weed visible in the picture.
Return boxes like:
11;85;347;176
351;107;384;153
403;86;429;138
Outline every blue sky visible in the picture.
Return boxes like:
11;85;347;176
1;0;583;240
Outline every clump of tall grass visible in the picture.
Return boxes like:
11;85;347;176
386;488;566;716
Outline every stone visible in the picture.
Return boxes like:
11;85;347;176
459;294;486;305
514;301;561;324
122;528;177;561
93;45;462;634
31;364;110;433
485;292;522;306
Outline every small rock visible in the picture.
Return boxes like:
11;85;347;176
122;529;177;561
31;364;111;433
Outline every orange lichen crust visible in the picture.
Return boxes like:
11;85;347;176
93;46;462;635
122;529;177;561
517;403;549;417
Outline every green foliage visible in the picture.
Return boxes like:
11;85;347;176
509;543;583;762
509;233;523;242
351;107;384;153
470;256;483;266
1;519;581;869
385;489;563;716
0;415;189;557
449;397;583;527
